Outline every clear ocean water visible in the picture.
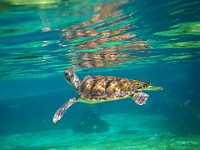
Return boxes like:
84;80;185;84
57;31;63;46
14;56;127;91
0;0;200;149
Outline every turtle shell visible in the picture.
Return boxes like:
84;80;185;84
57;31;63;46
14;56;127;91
78;75;149;101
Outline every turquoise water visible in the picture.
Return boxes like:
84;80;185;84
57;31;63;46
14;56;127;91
0;0;200;149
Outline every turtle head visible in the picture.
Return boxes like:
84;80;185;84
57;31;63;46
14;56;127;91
64;68;74;81
64;68;81;91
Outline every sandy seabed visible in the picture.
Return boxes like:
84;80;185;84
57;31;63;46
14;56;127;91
1;113;199;150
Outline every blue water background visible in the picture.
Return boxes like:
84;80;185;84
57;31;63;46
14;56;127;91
0;0;200;149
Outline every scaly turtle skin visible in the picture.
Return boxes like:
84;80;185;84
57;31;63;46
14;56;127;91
53;68;163;123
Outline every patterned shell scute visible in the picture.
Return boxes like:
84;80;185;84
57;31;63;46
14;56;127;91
79;75;148;101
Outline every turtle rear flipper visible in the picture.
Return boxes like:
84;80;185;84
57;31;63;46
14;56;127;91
53;98;77;123
142;86;163;91
130;92;149;105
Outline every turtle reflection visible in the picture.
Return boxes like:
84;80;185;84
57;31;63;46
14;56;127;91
61;1;151;69
72;48;135;68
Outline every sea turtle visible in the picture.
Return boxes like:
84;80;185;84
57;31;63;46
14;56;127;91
53;68;162;123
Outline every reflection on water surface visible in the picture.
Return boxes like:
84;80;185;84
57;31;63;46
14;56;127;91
0;0;200;80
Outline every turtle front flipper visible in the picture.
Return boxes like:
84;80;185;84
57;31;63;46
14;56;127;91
53;98;77;123
130;92;149;105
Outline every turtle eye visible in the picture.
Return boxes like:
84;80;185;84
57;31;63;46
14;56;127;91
65;68;73;76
